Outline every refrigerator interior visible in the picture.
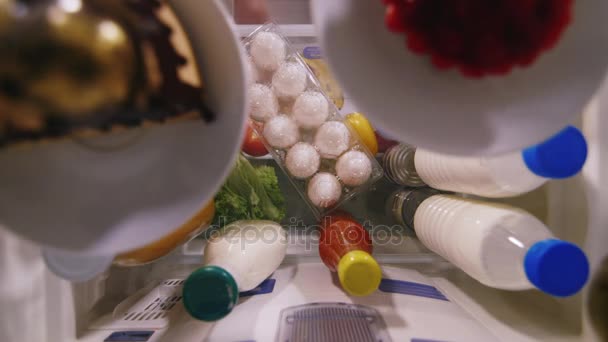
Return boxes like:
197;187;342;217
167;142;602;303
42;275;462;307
1;1;607;341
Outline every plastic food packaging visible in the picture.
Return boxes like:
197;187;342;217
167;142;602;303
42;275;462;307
242;23;383;219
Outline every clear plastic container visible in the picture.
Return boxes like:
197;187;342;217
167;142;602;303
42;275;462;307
391;188;590;297
242;23;383;219
383;126;588;198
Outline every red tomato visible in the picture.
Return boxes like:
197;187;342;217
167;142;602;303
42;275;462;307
242;122;268;157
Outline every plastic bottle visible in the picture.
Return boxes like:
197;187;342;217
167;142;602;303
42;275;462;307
390;188;589;297
182;220;287;321
383;126;587;197
318;212;382;296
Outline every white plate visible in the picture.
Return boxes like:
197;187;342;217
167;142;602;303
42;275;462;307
311;0;608;155
0;0;247;255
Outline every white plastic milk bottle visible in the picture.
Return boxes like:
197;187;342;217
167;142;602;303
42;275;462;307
182;220;287;321
391;188;589;297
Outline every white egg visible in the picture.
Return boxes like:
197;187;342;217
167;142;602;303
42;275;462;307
293;91;329;129
248;84;278;122
250;32;286;72
263;115;300;149
314;121;351;159
286;142;320;179
272;62;307;100
307;172;342;208
336;151;373;186
246;56;259;84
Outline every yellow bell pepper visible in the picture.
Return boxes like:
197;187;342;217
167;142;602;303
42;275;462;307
346;112;379;155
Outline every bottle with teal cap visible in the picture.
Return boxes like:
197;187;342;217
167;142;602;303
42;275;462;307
182;220;287;321
383;125;588;197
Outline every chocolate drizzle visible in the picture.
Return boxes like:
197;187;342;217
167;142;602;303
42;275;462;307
0;0;214;148
125;0;213;122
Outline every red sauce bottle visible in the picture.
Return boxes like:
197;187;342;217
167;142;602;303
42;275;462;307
318;212;382;296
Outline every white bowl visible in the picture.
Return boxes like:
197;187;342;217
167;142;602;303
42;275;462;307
0;0;246;255
311;0;608;155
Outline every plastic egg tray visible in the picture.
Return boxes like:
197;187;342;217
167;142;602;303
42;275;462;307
242;23;383;219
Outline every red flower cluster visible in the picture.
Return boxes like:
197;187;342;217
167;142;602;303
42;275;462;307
382;0;573;77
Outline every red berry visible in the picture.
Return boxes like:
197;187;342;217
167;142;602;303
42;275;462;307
460;65;485;78
488;64;513;76
517;50;541;66
380;0;574;78
431;55;454;70
385;3;406;33
435;29;464;57
405;32;428;54
476;34;508;69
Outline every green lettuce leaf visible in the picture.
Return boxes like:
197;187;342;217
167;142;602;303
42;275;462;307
214;155;286;226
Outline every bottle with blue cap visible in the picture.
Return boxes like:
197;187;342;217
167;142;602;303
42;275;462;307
182;220;287;321
391;188;589;297
383;126;587;197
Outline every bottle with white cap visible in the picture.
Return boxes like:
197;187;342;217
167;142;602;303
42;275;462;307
182;220;287;321
383;126;587;197
390;188;589;297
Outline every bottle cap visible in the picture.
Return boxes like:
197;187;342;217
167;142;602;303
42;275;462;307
524;239;589;297
337;250;382;296
182;266;239;321
522;126;587;179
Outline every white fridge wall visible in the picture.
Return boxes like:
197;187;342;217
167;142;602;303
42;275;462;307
0;228;77;342
581;78;608;342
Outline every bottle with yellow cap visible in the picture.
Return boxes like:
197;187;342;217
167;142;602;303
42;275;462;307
318;212;382;296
